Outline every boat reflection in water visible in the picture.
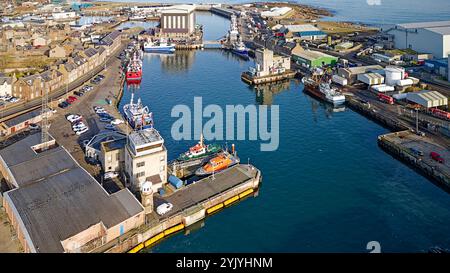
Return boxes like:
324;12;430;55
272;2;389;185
252;80;291;105
303;90;347;121
144;50;196;73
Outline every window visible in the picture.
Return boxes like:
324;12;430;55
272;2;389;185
137;161;145;167
136;171;145;178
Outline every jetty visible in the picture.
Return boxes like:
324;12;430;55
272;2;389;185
241;70;297;85
94;164;262;253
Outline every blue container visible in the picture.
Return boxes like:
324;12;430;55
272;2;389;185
168;175;183;189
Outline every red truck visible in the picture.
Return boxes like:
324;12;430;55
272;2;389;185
377;93;394;105
430;152;445;164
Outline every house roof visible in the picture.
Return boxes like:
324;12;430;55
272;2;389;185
0;76;12;85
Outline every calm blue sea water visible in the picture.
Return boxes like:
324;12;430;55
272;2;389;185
117;11;450;253
102;0;450;25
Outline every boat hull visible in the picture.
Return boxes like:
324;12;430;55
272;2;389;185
303;83;345;106
143;46;175;53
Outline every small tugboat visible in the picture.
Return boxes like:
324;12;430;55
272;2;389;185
177;134;222;161
195;146;240;176
143;38;175;53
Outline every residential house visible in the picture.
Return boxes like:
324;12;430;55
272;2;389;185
40;69;63;93
98;31;121;56
0;76;13;97
48;45;66;58
33;36;47;47
13;74;43;101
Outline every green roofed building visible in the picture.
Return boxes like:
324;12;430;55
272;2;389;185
292;50;339;68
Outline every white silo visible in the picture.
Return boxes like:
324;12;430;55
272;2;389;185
385;66;405;86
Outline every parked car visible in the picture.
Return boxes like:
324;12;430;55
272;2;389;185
111;119;124;125
104;171;119;180
76;127;89;135
74;91;84;97
99;117;113;122
58;101;69;109
28;123;39;130
66;114;82;123
410;147;424;156
105;124;116;131
156;203;173;216
430;152;445;164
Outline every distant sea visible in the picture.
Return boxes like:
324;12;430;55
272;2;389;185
99;0;450;25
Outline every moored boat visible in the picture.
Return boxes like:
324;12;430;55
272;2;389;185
126;51;143;82
302;76;346;105
143;38;175;53
122;92;153;129
194;150;240;176
177;134;222;161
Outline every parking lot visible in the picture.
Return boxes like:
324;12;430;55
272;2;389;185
48;47;131;191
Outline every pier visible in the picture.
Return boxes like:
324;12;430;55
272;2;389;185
93;164;262;253
210;6;238;19
241;70;297;85
378;131;450;188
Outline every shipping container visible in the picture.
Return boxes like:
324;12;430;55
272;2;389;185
168;175;183;189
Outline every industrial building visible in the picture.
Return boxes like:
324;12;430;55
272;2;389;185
337;65;383;84
424;57;449;80
387;21;450;58
124;128;167;193
292;49;339;68
0;133;145;253
280;24;327;41
261;6;292;18
160;4;196;38
252;48;291;77
357;73;385;86
406;90;448;108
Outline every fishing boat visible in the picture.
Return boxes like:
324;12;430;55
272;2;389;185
302;71;346;105
231;38;249;59
143;38;175;53
194;150;240;176
177;134;222;161
125;51;142;83
122;92;153;129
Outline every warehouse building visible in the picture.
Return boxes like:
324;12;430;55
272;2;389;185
357;73;385;86
406;90;448;108
387;21;450;58
338;65;383;84
292;49;338;68
160;4;196;38
280;24;327;41
0;108;53;137
0;133;145;253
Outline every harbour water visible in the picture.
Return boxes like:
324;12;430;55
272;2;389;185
117;12;450;252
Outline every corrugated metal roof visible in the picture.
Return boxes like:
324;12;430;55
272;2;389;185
1;133;144;253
